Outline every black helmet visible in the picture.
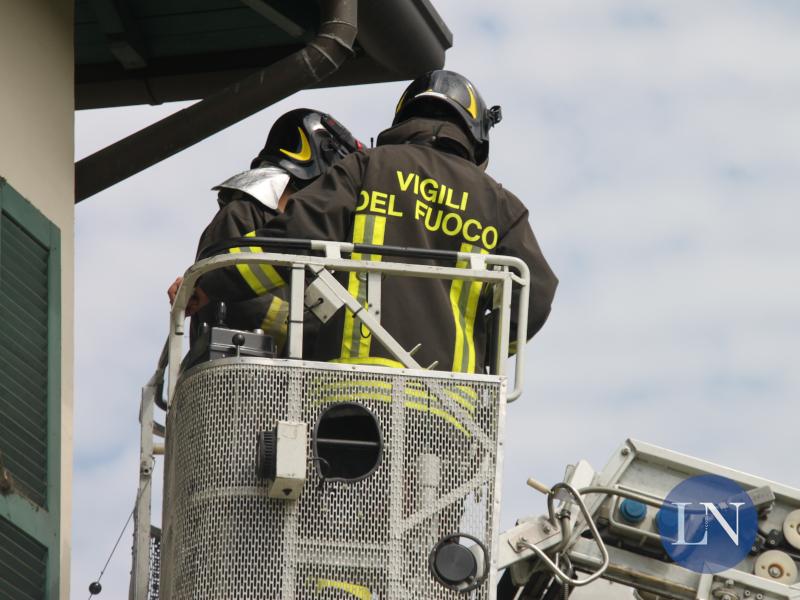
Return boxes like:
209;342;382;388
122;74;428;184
252;109;364;187
393;70;502;164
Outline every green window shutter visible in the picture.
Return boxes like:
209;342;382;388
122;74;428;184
0;515;48;600
0;213;50;507
0;178;61;598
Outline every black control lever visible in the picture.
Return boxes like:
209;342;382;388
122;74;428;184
232;333;246;357
216;301;227;327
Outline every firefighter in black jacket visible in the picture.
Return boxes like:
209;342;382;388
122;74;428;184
167;108;362;351
207;71;558;373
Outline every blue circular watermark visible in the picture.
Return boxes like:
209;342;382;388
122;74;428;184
656;474;758;574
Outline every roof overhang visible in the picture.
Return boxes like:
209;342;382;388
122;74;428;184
75;0;452;202
76;0;452;110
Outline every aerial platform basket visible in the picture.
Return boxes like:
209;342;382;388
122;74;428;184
130;239;531;600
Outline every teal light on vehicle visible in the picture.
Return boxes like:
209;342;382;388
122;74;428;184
619;499;647;524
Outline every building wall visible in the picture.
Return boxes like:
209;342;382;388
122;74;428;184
0;0;74;598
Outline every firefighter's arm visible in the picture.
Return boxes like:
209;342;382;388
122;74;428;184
496;210;558;346
225;292;290;353
196;198;284;302
259;292;290;354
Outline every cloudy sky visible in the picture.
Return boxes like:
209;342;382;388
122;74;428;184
72;1;800;597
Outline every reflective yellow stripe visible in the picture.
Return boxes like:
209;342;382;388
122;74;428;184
315;578;372;600
245;231;285;291
448;386;477;413
405;387;475;415
357;216;385;357
261;295;288;335
450;250;469;372
314;393;471;437
320;379;393;390
463;265;484;373
340;215;386;360
509;340;518;356
229;231;285;296
450;243;489;373
454;384;478;400
404;381;476;414
319;378;476;412
317;379;475;415
257;263;284;289
317;392;394;404
406;401;469;435
341;215;368;359
315;377;473;436
329;356;405;369
260;295;289;352
229;247;267;295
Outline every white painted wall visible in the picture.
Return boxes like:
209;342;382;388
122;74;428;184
0;0;74;597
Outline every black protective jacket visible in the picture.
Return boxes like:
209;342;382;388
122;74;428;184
194;193;290;350
239;117;558;373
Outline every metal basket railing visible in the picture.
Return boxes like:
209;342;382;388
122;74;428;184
168;238;531;403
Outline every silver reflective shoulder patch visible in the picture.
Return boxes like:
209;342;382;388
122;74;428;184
212;167;291;211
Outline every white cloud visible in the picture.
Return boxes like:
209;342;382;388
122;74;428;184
72;1;800;596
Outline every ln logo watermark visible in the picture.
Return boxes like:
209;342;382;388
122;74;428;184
657;474;758;573
672;500;745;546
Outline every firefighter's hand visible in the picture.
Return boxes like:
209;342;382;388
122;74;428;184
167;277;183;305
167;277;210;316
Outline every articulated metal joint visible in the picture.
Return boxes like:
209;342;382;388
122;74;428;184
506;516;561;555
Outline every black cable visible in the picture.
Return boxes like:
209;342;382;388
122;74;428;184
88;470;153;598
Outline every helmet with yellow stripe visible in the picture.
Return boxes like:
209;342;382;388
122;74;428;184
252;109;364;188
393;70;502;165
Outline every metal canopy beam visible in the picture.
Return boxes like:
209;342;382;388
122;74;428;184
75;0;358;203
88;0;148;70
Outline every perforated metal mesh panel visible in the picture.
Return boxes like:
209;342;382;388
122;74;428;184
161;358;505;599
148;528;161;600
